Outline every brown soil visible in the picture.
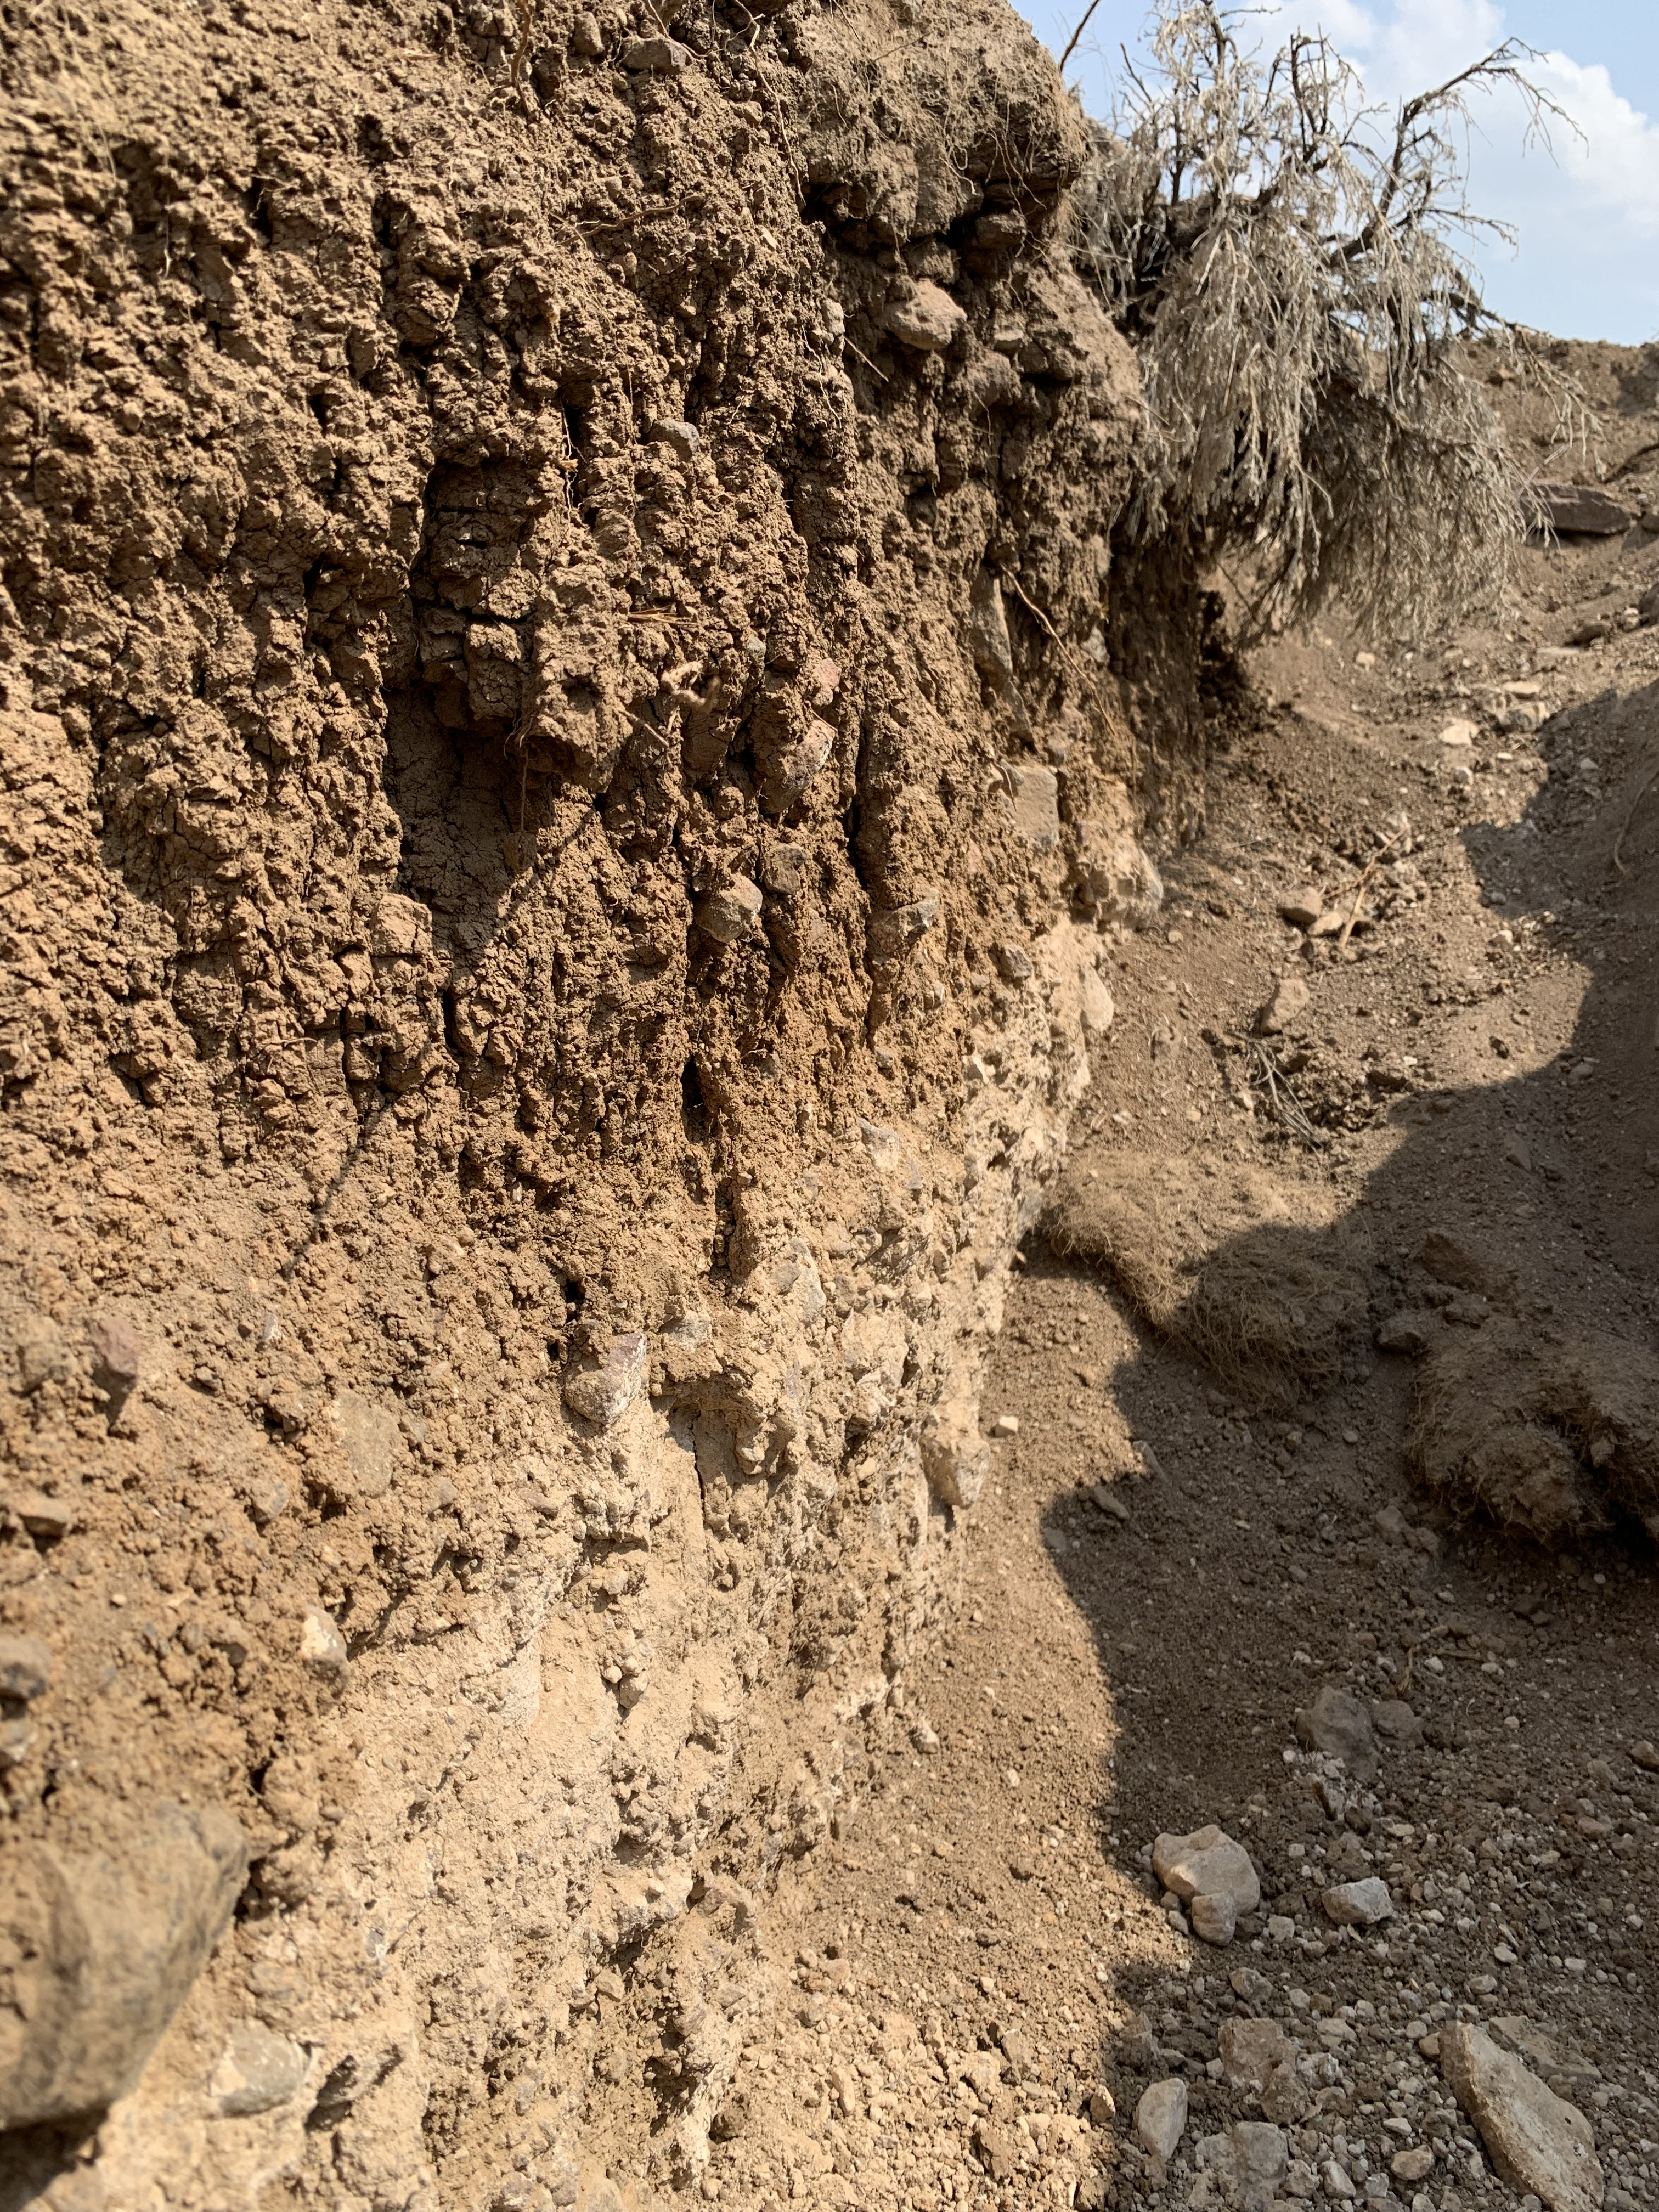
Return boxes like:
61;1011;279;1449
3;0;1659;2204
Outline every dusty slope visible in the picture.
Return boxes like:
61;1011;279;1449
0;1;1163;2207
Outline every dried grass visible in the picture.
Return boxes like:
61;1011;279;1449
1045;1150;1369;1407
1408;1319;1659;1545
1073;2;1588;640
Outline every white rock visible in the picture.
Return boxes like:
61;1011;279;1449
1080;966;1116;1040
1321;1876;1395;1927
1135;2076;1188;2160
921;1396;989;1509
1439;719;1477;747
298;1606;347;1677
1194;2123;1292;2212
1152;1825;1261;1917
1001;761;1060;850
990;1413;1019;1438
1439;2022;1604;2212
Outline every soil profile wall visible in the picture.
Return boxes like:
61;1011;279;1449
0;0;1158;2202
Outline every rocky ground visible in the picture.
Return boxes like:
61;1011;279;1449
630;414;1659;2212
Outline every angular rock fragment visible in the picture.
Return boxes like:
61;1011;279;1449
1440;2021;1604;2212
1195;2121;1289;2212
1135;2076;1188;2160
1218;2017;1293;2090
562;1333;647;1428
298;1606;348;1678
1152;1824;1260;1917
1295;1683;1378;1781
1257;975;1310;1035
1189;1891;1236;1944
0;1801;249;2128
1320;1876;1394;1926
1525;482;1632;536
921;1395;990;1509
0;1634;52;1702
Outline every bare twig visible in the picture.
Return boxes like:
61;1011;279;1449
997;565;1092;683
842;336;889;385
1058;0;1106;76
1246;1041;1322;1144
1334;827;1405;951
511;0;534;85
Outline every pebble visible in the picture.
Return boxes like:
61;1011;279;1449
1278;889;1325;929
13;1313;67;1395
648;416;701;461
1259;974;1311;1036
5;1490;74;1539
1321;1876;1395;1926
1189;1891;1237;1945
1390;2147;1436;2184
990;1413;1020;1439
1296;1684;1379;1782
1369;1698;1421;1747
0;1634;52;1702
1218;2017;1293;2089
1135;2076;1189;2160
1440;720;1477;747
212;2019;308;2117
562;1333;647;1429
695;877;764;943
89;1312;141;1391
298;1606;348;1678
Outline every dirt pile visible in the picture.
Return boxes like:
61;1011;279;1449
0;0;1158;2203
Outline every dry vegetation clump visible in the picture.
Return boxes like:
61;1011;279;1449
1045;1151;1370;1405
1408;1321;1659;1545
1073;1;1583;639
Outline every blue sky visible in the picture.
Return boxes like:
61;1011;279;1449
1016;1;1659;342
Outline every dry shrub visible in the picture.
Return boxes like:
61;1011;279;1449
1045;1150;1369;1406
1408;1319;1659;1545
1073;2;1585;639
